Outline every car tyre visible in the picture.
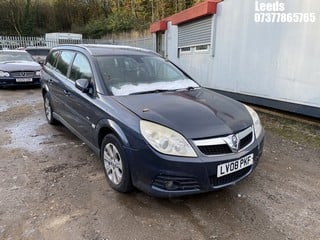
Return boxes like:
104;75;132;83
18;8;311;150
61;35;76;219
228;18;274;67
101;134;133;193
44;93;58;125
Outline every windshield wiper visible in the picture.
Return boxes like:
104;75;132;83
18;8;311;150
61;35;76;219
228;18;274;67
176;86;199;91
129;89;175;95
186;86;196;90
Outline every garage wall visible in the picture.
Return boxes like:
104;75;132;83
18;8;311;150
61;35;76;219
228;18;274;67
164;0;320;116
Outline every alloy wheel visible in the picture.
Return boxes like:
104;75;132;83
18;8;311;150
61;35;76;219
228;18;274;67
44;96;52;121
103;143;123;185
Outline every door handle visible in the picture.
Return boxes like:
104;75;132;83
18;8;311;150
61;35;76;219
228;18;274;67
64;90;71;96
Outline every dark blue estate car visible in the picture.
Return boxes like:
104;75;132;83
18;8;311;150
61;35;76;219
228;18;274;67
41;44;264;197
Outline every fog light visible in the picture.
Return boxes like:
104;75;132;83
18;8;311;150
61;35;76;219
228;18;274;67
164;181;174;190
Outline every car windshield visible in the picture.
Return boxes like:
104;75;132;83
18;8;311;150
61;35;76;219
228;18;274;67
96;55;199;96
0;51;34;62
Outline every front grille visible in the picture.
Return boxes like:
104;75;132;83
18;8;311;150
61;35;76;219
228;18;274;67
193;126;254;156
11;71;35;78
198;144;231;155
153;175;200;191
239;132;253;149
210;166;252;187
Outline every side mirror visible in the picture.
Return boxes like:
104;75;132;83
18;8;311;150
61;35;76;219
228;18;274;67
75;78;90;93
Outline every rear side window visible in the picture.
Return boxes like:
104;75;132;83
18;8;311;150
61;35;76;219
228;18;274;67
55;51;75;76
69;53;92;82
26;49;50;56
46;51;60;69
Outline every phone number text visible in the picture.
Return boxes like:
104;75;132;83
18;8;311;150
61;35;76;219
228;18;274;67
254;13;316;23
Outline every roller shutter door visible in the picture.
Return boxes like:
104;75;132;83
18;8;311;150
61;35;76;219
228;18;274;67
178;16;212;48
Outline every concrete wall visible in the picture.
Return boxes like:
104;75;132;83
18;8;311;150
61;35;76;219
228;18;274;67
163;0;320;113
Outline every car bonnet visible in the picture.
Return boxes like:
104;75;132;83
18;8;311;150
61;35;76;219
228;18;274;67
0;61;41;72
113;88;253;139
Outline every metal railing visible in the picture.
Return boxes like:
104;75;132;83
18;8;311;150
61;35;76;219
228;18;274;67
0;36;46;49
115;37;153;50
0;35;153;50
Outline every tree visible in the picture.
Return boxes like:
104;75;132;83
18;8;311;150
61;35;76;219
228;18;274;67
0;0;24;35
0;0;205;36
21;0;34;35
106;11;135;32
85;17;109;39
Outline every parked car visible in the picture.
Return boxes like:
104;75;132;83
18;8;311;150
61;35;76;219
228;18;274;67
0;50;42;87
25;47;50;65
40;44;265;197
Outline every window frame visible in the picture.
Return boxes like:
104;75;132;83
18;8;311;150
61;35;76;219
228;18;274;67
195;44;210;52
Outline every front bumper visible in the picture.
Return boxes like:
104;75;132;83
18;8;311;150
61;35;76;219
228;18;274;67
127;132;264;198
0;77;41;87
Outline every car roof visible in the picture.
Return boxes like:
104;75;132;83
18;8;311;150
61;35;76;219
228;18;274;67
0;50;28;53
25;46;51;50
52;44;160;57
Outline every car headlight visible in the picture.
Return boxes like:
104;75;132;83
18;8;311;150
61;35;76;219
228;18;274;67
140;120;197;157
35;71;41;76
0;71;10;77
245;105;263;138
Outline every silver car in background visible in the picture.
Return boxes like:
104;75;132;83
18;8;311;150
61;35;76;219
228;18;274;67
0;50;42;87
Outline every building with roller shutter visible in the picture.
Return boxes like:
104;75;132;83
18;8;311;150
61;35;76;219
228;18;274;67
150;0;320;118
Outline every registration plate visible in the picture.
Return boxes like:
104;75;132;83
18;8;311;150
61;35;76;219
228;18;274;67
16;78;33;82
217;154;254;178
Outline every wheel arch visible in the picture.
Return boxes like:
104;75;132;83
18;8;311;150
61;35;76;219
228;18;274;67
41;84;49;97
96;119;130;149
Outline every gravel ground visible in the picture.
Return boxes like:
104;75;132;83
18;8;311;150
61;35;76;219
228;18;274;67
0;88;319;240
